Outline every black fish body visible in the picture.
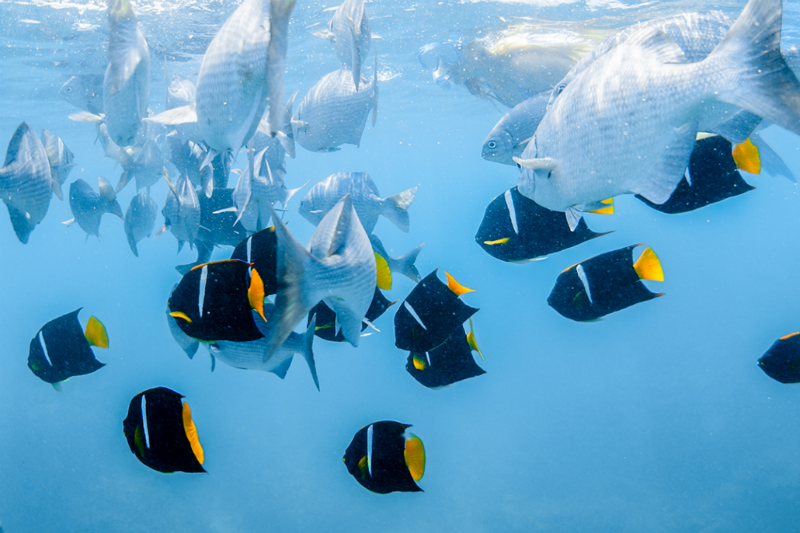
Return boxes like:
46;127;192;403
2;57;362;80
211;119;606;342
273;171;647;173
759;333;800;384
230;227;278;296
406;323;485;388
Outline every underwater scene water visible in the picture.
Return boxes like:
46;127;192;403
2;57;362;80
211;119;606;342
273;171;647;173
3;0;800;531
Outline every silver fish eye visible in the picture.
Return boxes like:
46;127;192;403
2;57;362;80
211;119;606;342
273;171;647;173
487;141;497;149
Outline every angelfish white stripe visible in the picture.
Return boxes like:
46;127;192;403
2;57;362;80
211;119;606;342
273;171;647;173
684;167;692;187
366;424;374;478
576;264;593;305
198;265;208;318
246;236;253;263
425;352;432;367
140;394;151;449
504;189;519;235
38;331;53;367
404;301;427;330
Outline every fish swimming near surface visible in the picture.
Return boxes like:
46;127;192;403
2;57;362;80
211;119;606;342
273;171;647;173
168;259;267;343
406;319;485;389
293;63;378;153
158;168;200;250
124;191;157;257
758;332;800;384
145;0;296;159
343;420;425;494
229;226;279;296
481;91;549;166
369;234;424;283
299;172;416;234
314;0;371;90
476;186;610;263
66;176;124;239
394;269;478;353
59;74;104;115
0;122;53;244
309;286;394;343
515;0;800;227
548;245;664;322
266;194;376;355
122;387;205;474
166;75;196;110
27;309;108;391
40;129;75;201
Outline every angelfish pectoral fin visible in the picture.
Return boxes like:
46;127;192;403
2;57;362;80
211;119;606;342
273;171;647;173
84;316;109;348
633;246;664;282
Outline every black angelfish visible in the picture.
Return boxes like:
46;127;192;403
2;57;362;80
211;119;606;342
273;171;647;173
635;135;755;214
343;421;425;494
229;227;279;296
406;319;485;388
758;332;800;384
122;387;205;474
309;287;395;342
168;260;266;342
27;309;108;390
476;186;610;262
548;245;664;322
394;269;478;353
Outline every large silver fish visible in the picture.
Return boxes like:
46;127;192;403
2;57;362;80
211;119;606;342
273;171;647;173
124;191;157;256
315;0;371;90
293;64;378;153
66;176;124;239
299;172;416;234
59;74;104;114
515;0;800;226
482;92;549;166
0;122;52;243
40;129;75;201
145;0;295;159
159;168;200;250
267;194;376;356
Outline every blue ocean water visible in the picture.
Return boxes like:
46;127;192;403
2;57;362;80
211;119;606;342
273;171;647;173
2;0;800;531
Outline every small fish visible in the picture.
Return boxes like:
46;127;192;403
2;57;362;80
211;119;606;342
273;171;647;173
309;287;394;343
0;122;53;243
166;285;200;360
369;234;424;283
167;75;196;110
251;90;298;170
758;332;800;384
548;245;664;322
167;134;214;195
94;122;135;169
476;187;610;263
169;260;267;343
159;168;200;250
122;387;205;473
315;0;371;90
394;269;479;353
343;421;425;494
67;176;124;239
27;309;108;391
266;194;376;354
481;92;549;166
124;191;157;257
293;64;378;153
229;227;279;296
299;172;416;234
40;129;75;201
406;320;485;389
116;138;166;193
59;74;104;114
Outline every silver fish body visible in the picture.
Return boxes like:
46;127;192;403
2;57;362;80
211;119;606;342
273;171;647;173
0;122;52;243
124;191;157;256
40;129;75;200
482;92;549;166
68;176;123;238
167;75;196;110
299;172;416;234
59;74;104;114
120;138;166;192
103;0;150;147
327;0;371;88
293;68;377;152
162;172;200;247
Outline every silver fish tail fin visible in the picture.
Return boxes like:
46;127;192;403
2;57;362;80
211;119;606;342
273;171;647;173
98;176;123;219
711;0;800;136
265;0;297;135
381;186;417;232
277;90;297;158
396;242;425;282
281;179;308;210
302;314;320;391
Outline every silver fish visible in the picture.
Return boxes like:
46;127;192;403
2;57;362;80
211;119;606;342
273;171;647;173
116;138;165;193
299;172;416;234
482;92;549;166
515;0;800;227
267;194;376;355
124;191;157;256
67;176;123;239
40;129;75;201
209;307;319;390
159;168;200;250
59;74;104;115
0;122;52;244
369;234;424;283
145;0;296;158
251;90;298;172
293;65;378;153
315;0;371;90
167;75;196;110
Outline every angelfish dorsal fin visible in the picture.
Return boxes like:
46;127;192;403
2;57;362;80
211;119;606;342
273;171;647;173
84;316;109;348
633;247;664;282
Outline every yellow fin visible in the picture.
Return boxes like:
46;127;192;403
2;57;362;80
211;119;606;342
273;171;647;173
484;237;510;245
404;434;425;482
84;316;109;348
732;138;761;174
248;267;267;322
182;401;204;465
445;271;474;296
632;247;664;282
780;332;800;341
466;317;483;359
412;354;427;371
375;252;392;291
134;425;145;458
169;311;192;323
